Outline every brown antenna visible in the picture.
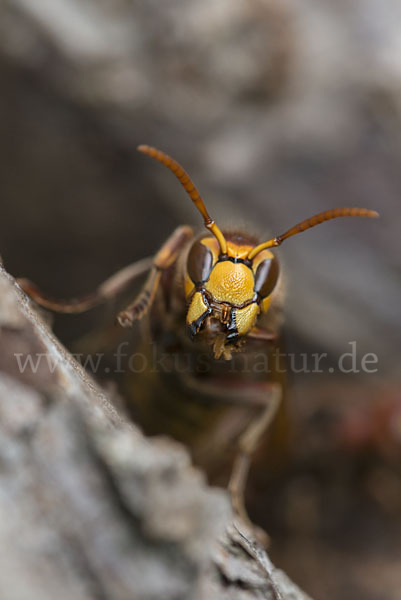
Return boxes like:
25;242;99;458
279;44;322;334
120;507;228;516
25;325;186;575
247;207;379;260
138;145;227;254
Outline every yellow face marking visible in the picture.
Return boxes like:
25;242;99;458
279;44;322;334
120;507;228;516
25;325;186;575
251;248;275;273
235;303;260;336
200;237;220;264
261;295;272;313
205;261;254;306
186;291;209;325
200;237;265;263
227;243;253;259
184;273;195;298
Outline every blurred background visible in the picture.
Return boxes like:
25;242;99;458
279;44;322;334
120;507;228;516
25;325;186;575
0;1;400;598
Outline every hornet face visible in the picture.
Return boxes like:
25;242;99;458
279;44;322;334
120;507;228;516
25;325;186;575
137;145;378;361
185;233;279;359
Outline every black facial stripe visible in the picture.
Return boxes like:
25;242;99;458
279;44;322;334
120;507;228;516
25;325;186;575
187;290;212;341
200;287;258;310
187;322;197;340
186;307;212;340
225;308;238;344
227;308;237;334
218;255;252;267
226;331;239;344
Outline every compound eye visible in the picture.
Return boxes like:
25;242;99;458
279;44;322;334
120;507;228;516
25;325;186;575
254;256;279;298
187;239;213;284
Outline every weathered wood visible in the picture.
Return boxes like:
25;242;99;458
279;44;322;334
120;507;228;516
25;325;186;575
0;265;312;599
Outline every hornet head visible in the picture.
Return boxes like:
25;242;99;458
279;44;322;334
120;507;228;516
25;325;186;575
138;144;379;360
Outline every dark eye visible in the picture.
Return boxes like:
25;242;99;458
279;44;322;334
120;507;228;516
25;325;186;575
254;256;279;298
187;239;213;284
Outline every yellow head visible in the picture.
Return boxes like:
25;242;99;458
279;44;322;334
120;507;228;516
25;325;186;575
184;234;279;358
138;145;379;360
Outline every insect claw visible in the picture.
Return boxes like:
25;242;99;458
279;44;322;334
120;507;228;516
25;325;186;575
213;335;227;360
226;332;239;345
117;312;133;328
187;323;198;340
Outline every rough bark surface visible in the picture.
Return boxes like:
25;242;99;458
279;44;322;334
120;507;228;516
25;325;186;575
0;264;311;600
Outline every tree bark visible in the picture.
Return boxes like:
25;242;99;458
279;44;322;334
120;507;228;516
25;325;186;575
0;264;311;600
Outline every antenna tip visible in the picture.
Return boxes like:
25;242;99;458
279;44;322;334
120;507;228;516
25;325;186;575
354;208;380;218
